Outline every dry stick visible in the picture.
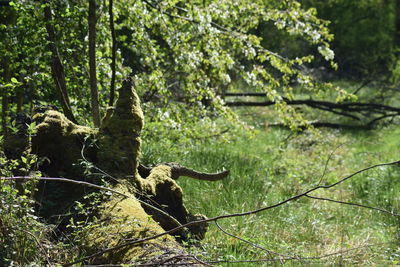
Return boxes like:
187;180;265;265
305;194;399;216
317;143;347;186
367;112;400;127
352;80;372;95
268;121;370;130
1;176;182;230
62;160;400;266
308;103;361;120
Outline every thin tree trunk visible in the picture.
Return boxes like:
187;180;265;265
1;59;10;134
89;0;101;127
1;4;15;134
43;2;77;124
108;0;116;107
395;0;400;50
16;89;23;114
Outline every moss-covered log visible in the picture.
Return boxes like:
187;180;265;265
80;182;187;265
26;79;225;264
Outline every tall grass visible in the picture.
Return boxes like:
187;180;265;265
141;121;400;266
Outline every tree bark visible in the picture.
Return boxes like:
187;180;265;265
89;0;101;127
1;59;10;135
108;0;116;107
30;81;214;265
0;3;16;134
43;2;77;124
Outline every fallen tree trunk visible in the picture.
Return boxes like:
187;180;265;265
226;98;400;114
226;98;400;128
26;78;228;265
267;121;371;130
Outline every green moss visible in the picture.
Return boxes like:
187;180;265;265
83;183;182;264
31;110;98;219
32;110;96;177
133;165;208;239
29;82;207;262
98;79;144;179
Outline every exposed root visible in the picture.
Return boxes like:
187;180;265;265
139;163;229;181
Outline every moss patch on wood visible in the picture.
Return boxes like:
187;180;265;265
98;78;144;179
82;182;183;264
27;79;211;264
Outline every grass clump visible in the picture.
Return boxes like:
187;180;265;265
141;114;400;266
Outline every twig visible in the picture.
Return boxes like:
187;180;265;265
1;176;182;230
80;139;120;184
367;112;400;127
352;80;372;95
305;194;399;216
268;121;370;130
308;102;361;120
62;160;400;266
317;143;346;186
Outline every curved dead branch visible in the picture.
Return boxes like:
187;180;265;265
139;163;229;181
61;159;400;266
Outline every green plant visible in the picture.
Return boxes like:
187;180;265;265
141;115;400;266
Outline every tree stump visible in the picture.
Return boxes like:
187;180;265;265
29;79;225;264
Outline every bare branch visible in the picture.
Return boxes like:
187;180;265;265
305;194;399;216
317;143;347;186
352;80;372;95
62;160;400;266
268;121;370;130
1;176;182;230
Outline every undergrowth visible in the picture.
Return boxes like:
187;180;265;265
1;86;399;265
141;114;400;266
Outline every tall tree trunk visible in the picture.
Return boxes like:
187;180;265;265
0;3;15;134
395;0;400;47
43;2;78;124
1;59;10;135
108;0;116;107
16;89;23;114
89;0;101;127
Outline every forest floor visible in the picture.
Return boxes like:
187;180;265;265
142;102;400;266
